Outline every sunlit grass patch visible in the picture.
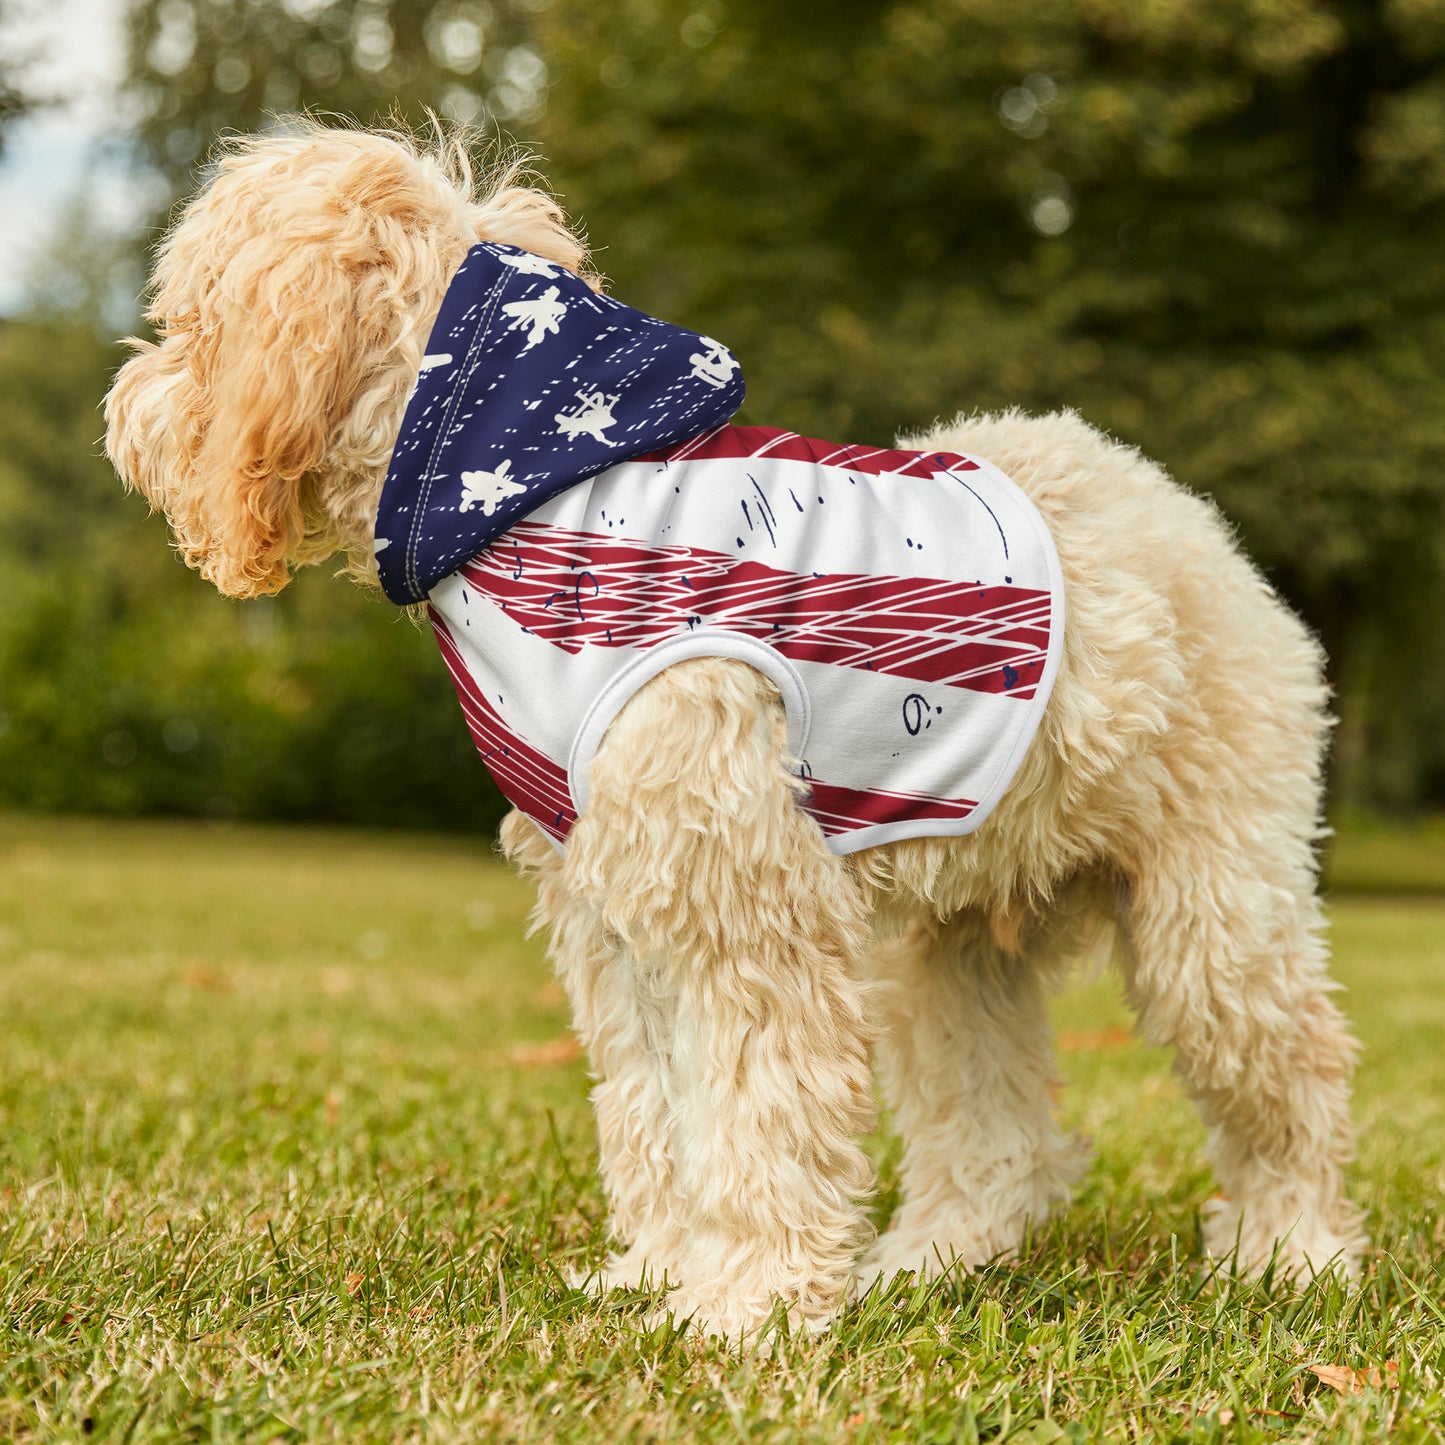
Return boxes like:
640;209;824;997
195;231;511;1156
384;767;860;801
1;813;1442;1442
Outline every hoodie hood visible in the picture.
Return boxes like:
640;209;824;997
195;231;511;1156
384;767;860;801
374;242;746;604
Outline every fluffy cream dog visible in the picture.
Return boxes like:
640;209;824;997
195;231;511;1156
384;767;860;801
105;122;1364;1342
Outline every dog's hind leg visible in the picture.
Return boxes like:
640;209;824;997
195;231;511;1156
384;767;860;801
858;910;1089;1290
1121;833;1364;1279
564;657;878;1342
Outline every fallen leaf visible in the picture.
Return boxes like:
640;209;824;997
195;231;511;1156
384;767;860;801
1056;1027;1134;1052
180;961;229;992
1310;1362;1399;1395
345;1273;365;1296
503;1036;583;1067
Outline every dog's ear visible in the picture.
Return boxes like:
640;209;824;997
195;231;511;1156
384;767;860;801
106;132;454;599
106;330;202;552
110;236;383;599
186;239;364;598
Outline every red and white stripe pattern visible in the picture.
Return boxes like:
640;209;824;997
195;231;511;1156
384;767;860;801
803;780;978;835
636;423;980;480
437;593;980;839
430;610;576;841
460;523;1050;699
428;424;1061;852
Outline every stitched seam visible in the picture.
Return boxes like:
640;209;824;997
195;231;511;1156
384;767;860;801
407;269;504;595
564;629;813;824
406;256;510;598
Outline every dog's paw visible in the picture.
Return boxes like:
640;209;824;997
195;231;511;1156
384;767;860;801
646;1289;836;1351
858;1221;1018;1295
854;1246;986;1297
1201;1196;1366;1282
570;1245;675;1296
860;1136;1091;1295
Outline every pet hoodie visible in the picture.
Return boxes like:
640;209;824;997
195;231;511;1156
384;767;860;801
374;242;1065;854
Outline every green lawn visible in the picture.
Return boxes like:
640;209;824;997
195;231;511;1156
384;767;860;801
1325;813;1445;897
1;813;1442;1443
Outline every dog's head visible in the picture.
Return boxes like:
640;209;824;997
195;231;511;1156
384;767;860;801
105;121;589;598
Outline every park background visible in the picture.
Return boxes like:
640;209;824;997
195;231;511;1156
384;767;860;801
4;0;1445;831
5;4;1445;1439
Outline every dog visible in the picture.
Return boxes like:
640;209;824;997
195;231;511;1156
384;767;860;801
105;121;1365;1343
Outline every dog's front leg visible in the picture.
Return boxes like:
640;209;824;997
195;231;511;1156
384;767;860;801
501;809;688;1290
565;658;878;1344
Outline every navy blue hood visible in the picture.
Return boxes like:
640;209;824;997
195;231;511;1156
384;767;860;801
374;242;746;604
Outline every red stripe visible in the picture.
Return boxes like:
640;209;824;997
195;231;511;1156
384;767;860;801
430;610;575;840
461;523;1048;698
803;780;978;834
635;424;981;479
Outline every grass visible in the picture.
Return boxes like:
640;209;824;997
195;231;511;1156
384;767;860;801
1324;812;1445;897
1;812;1442;1443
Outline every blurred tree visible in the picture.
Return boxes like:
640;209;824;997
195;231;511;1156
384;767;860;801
531;0;1445;808
0;0;36;153
17;0;1437;824
0;316;496;829
124;0;543;190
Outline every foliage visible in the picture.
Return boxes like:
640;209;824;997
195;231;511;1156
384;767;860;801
4;0;1445;822
0;318;503;832
2;813;1443;1440
531;0;1445;805
0;0;34;156
124;0;544;183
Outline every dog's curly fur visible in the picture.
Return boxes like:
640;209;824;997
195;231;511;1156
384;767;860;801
105;120;1365;1343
